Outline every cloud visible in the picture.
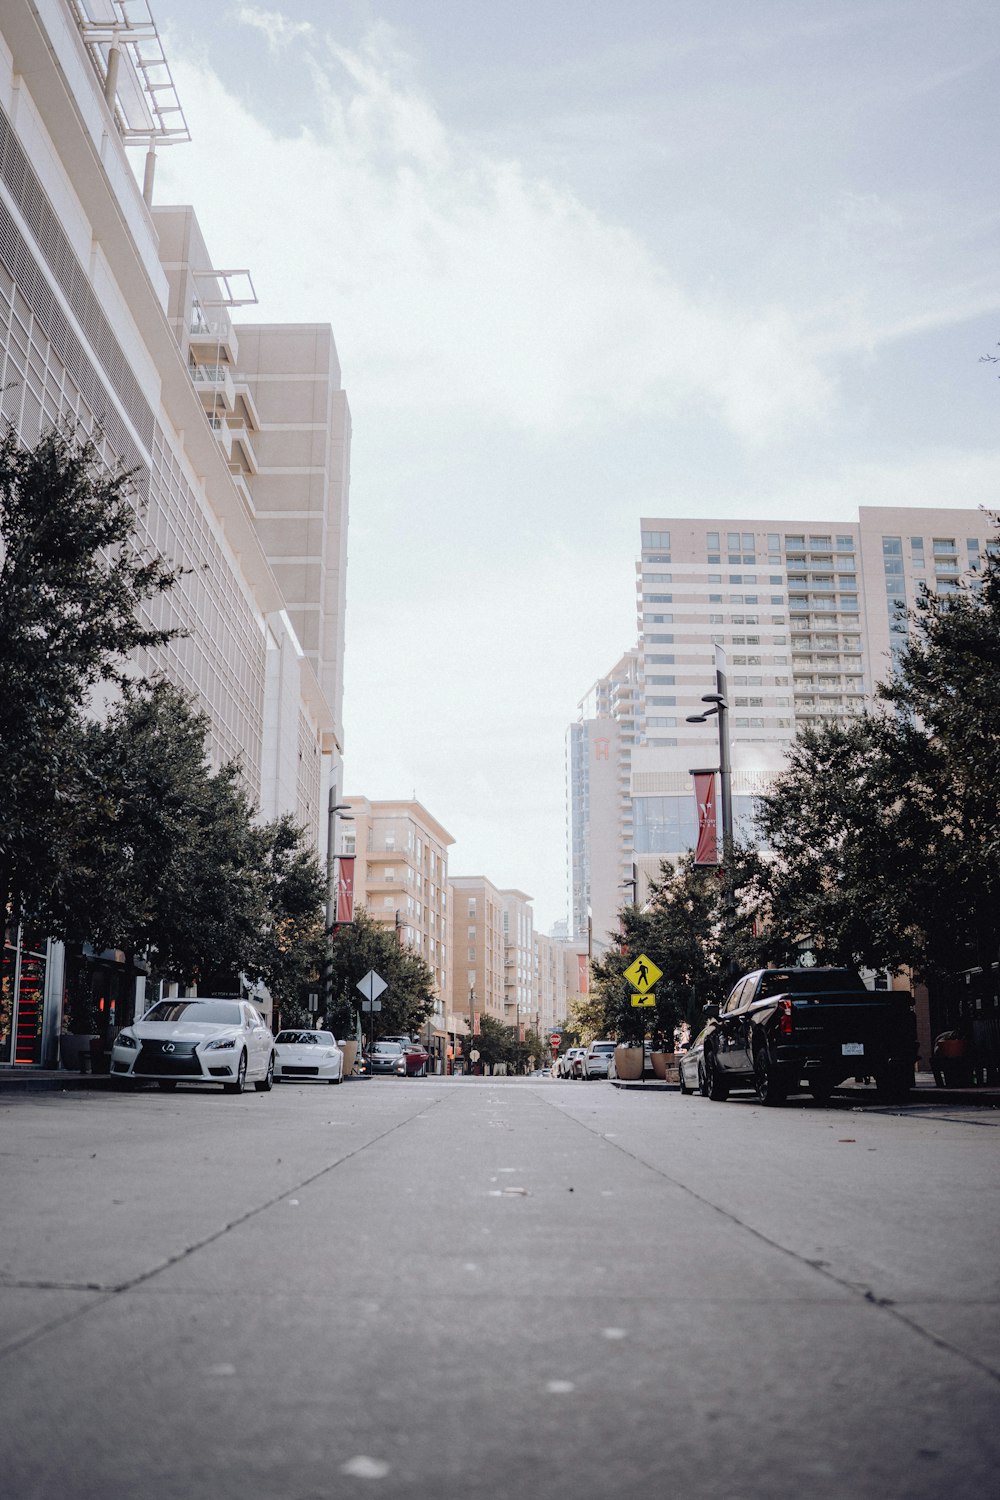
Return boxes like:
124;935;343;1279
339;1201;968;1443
231;5;312;52
156;18;835;445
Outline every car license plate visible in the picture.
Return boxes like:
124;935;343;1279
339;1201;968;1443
842;1042;864;1056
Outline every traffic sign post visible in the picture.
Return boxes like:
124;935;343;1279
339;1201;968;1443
356;970;387;1060
550;1031;562;1049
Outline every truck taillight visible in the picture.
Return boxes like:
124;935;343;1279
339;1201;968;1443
779;999;794;1036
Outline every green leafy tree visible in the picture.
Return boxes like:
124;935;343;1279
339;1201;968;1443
0;424;182;927
590;853;765;1044
753;524;1000;990
327;908;435;1042
46;684;327;1019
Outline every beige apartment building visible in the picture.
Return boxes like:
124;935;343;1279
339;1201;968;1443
534;930;590;1040
344;799;453;1045
0;2;348;1065
571;508;994;943
448;876;507;1034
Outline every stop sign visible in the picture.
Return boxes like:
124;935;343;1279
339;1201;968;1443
550;1032;561;1048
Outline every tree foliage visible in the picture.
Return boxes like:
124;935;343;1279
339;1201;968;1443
752;525;1000;986
589;853;765;1044
0;424;182;925
326;908;436;1041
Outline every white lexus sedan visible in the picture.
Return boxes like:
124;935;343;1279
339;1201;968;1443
110;998;275;1094
273;1029;344;1085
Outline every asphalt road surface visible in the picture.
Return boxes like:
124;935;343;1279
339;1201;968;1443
2;1076;998;1499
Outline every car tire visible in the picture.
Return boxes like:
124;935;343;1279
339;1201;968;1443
331;1071;343;1084
224;1050;248;1094
875;1066;912;1103
754;1046;789;1106
678;1066;690;1095
704;1048;729;1102
157;1080;177;1091
254;1053;274;1092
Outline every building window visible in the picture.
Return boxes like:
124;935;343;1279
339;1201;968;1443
641;529;671;549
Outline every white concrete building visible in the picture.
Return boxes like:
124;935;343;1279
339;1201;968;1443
0;2;349;1065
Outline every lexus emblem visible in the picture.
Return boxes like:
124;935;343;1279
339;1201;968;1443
163;1042;176;1053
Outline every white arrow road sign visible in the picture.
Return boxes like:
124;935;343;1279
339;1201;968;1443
356;969;387;1003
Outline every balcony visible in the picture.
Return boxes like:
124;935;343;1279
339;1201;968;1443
227;417;258;475
188;320;237;367
190;360;235;414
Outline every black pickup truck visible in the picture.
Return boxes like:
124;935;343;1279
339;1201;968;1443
701;967;917;1105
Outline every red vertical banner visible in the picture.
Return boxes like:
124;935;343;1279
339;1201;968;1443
335;855;355;923
577;953;589;993
518;1023;525;1043
473;1012;481;1035
693;772;719;865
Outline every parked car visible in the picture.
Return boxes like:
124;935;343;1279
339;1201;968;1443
558;1047;584;1078
110;998;275;1094
368;1040;407;1075
528;1067;553;1078
677;1028;708;1096
581;1040;616;1079
701;967;917;1106
273;1029;344;1085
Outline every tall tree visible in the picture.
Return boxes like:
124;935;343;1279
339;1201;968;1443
0;424;181;925
326;908;436;1041
754;524;1000;988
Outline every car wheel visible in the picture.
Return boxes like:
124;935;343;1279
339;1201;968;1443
754;1046;788;1106
157;1080;177;1091
331;1070;343;1084
704;1048;729;1102
808;1074;836;1104
678;1066;690;1095
224;1050;248;1094
254;1053;274;1092
875;1065;912;1103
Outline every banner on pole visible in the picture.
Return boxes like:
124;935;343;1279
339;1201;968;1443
693;772;719;866
577;953;589;994
335;855;356;923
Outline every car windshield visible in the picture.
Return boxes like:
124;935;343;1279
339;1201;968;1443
276;1031;335;1046
142;1000;244;1026
592;1043;615;1054
374;1043;402;1054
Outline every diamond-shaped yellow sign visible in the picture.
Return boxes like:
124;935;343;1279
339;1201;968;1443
624;953;662;993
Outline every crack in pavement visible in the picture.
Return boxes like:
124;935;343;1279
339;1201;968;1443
0;1092;450;1363
540;1091;1000;1387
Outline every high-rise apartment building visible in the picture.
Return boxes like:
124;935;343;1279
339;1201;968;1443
344;799;453;1045
0;3;349;1065
570;507;992;942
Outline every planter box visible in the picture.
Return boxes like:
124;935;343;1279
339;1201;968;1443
338;1040;358;1076
614;1045;644;1081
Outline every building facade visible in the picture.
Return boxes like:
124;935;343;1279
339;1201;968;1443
0;2;349;1065
570;508;993;944
448;875;507;1034
344;799;453;1047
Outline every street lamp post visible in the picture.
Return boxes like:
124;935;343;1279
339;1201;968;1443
685;646;736;971
325;798;354;1026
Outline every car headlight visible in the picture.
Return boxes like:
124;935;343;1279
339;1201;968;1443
115;1032;138;1050
205;1037;236;1051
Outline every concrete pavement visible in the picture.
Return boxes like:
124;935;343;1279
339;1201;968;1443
1;1076;998;1499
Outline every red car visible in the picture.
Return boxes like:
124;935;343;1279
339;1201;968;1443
384;1036;431;1077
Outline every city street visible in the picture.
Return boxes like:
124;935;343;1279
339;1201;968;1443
2;1077;998;1499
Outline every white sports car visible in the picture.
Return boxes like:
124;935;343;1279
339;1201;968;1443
110;998;275;1094
273;1029;345;1084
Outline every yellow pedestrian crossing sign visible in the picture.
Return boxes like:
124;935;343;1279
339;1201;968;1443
624;954;662;994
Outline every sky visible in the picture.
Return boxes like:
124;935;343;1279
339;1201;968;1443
152;0;1000;932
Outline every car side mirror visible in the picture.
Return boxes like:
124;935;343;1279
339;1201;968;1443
703;1004;720;1020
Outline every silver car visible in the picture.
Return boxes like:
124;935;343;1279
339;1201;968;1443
678;1027;709;1096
